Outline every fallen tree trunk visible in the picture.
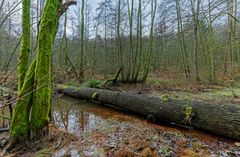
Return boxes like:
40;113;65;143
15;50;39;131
56;85;240;140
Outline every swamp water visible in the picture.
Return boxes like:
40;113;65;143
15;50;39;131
52;95;239;157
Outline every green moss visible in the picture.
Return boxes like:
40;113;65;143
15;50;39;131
18;0;31;92
65;80;76;86
82;79;102;88
11;0;63;139
161;94;170;102
152;86;240;103
182;104;193;125
10;60;36;138
194;87;240;102
183;105;192;117
31;0;61;133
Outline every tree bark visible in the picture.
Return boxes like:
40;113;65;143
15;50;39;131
175;0;190;79
142;0;157;81
18;0;31;92
10;0;77;141
57;85;240;140
79;0;85;80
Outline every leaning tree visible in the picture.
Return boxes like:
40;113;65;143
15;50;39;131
10;0;76;142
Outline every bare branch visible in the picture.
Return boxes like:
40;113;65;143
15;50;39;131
58;1;77;17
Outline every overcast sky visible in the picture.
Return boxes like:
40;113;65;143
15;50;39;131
2;0;230;38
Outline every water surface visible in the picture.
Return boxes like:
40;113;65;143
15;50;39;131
52;95;239;157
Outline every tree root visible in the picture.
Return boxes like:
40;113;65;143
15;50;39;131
0;138;17;156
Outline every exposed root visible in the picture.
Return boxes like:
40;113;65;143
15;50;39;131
1;123;78;156
1;138;17;157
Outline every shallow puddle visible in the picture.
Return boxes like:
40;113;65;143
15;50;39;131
52;95;137;136
52;95;239;157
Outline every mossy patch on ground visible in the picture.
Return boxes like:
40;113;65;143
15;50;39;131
151;87;240;104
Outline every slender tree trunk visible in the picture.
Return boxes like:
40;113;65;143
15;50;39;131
190;0;200;82
104;2;108;78
3;37;21;73
63;12;69;68
85;0;90;56
224;0;234;78
92;21;100;76
233;0;238;62
0;0;6;14
134;0;143;81
207;0;216;83
142;0;157;81
79;0;85;81
176;0;190;79
229;0;234;78
126;0;134;81
116;0;124;81
18;0;30;92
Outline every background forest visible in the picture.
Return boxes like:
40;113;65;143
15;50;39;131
1;0;240;84
1;0;240;156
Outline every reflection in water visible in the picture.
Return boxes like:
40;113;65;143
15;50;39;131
52;95;239;157
53;95;179;157
52;95;122;136
52;95;140;156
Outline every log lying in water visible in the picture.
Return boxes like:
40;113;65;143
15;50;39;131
56;85;240;140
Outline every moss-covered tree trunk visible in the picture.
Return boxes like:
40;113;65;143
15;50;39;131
30;0;61;137
18;0;31;92
10;60;36;140
10;0;76;141
10;0;32;141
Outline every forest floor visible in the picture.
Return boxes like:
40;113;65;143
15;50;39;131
2;121;240;157
0;72;240;156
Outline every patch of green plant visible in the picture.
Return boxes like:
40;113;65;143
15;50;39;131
65;80;76;86
82;79;102;88
214;88;240;97
198;87;240;101
182;104;194;125
183;105;192;117
161;94;170;102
